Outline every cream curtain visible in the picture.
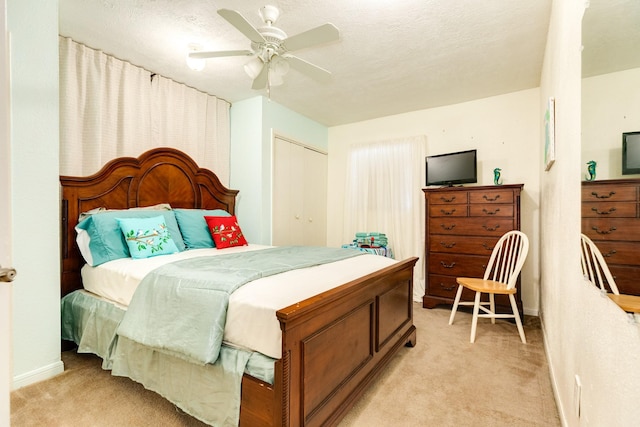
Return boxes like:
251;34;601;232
59;37;230;184
344;136;427;301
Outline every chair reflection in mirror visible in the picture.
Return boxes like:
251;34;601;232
449;230;529;344
580;233;620;295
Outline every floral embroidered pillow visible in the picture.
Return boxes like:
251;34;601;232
117;215;179;259
204;215;248;249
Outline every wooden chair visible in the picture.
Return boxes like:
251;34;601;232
580;233;620;295
449;230;529;343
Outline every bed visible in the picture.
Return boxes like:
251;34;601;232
60;147;418;426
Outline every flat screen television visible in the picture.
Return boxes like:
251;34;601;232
426;149;477;186
622;131;640;175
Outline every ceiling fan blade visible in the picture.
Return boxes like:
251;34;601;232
252;64;269;90
189;50;253;59
282;23;339;52
284;55;332;83
218;9;266;44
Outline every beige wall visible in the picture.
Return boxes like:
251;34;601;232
582;67;640;179
539;1;640;426
327;88;541;314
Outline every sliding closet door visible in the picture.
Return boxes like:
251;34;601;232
272;136;327;246
302;145;327;246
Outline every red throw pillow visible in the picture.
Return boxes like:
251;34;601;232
204;215;248;249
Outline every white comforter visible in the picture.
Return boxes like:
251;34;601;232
81;244;397;359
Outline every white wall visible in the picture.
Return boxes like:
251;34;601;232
582;67;640;179
230;96;328;245
327;89;542;315
7;0;63;388
539;1;640;426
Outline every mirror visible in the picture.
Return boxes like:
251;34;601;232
582;0;640;179
581;0;640;298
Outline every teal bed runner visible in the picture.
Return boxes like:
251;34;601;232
117;246;363;364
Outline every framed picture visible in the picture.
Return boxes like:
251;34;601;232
544;97;555;171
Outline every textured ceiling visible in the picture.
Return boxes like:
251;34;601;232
58;1;637;127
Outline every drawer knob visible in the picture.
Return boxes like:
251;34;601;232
440;208;456;215
440;261;456;269
439;283;456;291
481;243;493;250
439;196;456;203
439;241;456;249
440;224;456;231
592;226;617;235
591;191;616;199
482;208;500;215
603;249;617;258
591;207;616;215
483;194;502;202
482;224;501;232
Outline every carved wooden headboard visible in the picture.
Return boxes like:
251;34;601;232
60;147;239;297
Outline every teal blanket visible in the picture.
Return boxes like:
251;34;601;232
116;246;362;364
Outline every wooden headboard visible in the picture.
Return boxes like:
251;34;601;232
60;147;239;297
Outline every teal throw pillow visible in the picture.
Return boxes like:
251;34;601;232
75;209;185;266
117;215;179;259
174;208;231;249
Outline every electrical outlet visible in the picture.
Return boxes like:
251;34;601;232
574;374;582;418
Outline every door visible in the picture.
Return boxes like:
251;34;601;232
0;1;12;424
272;136;327;246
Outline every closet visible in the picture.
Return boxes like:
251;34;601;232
272;136;327;246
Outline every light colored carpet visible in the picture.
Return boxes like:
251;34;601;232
11;304;559;426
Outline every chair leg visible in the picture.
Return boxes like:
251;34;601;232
449;284;464;325
489;293;496;324
470;291;482;343
509;294;527;344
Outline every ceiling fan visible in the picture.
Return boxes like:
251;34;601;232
188;5;340;90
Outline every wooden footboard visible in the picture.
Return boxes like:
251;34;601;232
240;256;418;427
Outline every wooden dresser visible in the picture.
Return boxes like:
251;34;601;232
582;178;640;295
423;184;524;313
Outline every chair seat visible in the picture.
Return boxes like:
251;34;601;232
456;277;517;295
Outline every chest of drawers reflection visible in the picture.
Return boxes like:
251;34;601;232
582;178;640;295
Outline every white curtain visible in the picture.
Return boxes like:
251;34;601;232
344;136;427;301
59;37;231;184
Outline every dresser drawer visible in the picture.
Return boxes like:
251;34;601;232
429;204;468;217
427;274;474;299
582;185;637;202
582;218;640;241
469;204;514;217
581;202;637;218
428;253;487;277
427;274;516;307
429;234;498;255
429;217;515;237
587;240;640;265
609;265;640;295
428;191;468;205
469;189;514;205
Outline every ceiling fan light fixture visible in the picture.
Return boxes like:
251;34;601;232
271;55;290;76
186;43;206;71
244;56;264;79
268;70;284;87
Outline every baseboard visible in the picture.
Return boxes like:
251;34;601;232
539;314;568;427
524;307;539;316
12;359;64;390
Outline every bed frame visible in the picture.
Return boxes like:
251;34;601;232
60;147;418;427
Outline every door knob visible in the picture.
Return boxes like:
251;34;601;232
0;265;16;282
